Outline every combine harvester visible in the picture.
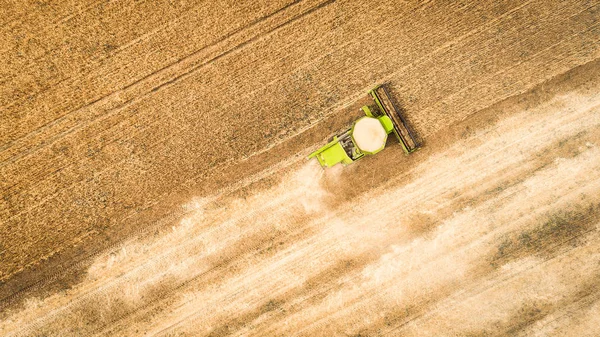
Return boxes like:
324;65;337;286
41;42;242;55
309;84;419;168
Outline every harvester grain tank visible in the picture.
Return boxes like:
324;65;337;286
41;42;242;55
309;85;419;167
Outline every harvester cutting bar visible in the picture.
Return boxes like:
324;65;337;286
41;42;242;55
370;85;419;153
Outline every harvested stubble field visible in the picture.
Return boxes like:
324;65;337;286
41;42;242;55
1;0;600;336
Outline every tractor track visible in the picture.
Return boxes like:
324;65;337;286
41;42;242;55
1;1;600;335
4;72;599;335
0;0;310;159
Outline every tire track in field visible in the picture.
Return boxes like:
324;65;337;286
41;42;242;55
0;0;494;166
0;0;304;155
0;0;360;287
0;0;530;212
1;0;596;308
0;109;332;312
2;0;596;328
0;0;332;228
0;0;300;150
2;73;600;336
0;0;331;238
0;0;339;291
2;0;582;234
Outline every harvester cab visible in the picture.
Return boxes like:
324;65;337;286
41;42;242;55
309;84;418;168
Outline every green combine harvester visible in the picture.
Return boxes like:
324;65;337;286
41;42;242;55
309;84;419;168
